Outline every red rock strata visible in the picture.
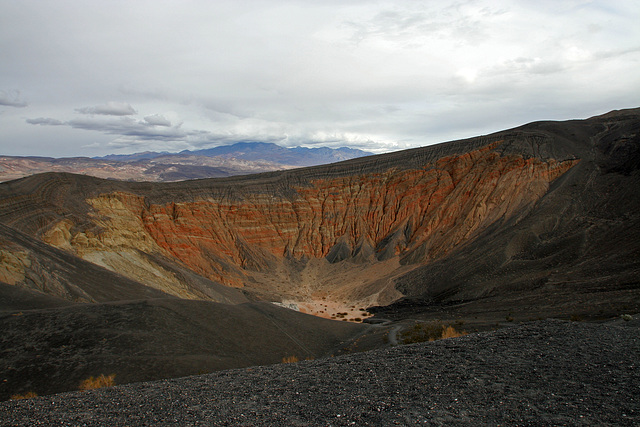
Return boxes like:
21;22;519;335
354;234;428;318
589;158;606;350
83;143;577;287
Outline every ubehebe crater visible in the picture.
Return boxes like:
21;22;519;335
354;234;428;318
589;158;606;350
0;108;639;405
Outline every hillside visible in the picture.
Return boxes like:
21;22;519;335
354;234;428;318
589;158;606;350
0;108;638;399
2;319;638;425
0;297;369;400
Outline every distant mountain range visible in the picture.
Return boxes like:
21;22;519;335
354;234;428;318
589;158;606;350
0;142;373;182
100;142;371;166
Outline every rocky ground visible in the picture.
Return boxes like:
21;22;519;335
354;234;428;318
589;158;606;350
2;318;638;426
0;299;370;401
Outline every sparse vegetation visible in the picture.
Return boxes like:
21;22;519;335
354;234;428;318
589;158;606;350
400;322;467;344
79;374;116;391
10;391;38;400
402;322;444;343
441;325;466;339
621;314;633;322
282;355;299;363
570;314;583;322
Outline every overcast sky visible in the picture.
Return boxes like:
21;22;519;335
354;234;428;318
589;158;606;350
1;0;638;157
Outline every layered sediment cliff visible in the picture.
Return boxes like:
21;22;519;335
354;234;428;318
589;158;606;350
34;141;576;311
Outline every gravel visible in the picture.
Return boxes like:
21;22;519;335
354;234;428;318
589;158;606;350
2;319;638;426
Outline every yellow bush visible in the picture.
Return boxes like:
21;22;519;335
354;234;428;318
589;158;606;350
79;374;116;391
281;355;299;363
401;322;467;344
441;325;467;339
10;391;38;400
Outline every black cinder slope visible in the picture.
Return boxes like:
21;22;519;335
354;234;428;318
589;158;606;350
0;281;73;312
2;319;638;425
0;299;366;400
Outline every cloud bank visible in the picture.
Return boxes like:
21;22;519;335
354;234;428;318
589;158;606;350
0;0;638;157
28;111;196;141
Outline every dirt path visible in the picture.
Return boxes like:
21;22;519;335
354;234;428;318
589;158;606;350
387;324;402;345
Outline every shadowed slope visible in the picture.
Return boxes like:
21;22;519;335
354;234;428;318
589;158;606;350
2;319;638;425
373;109;640;320
0;299;367;400
0;281;73;312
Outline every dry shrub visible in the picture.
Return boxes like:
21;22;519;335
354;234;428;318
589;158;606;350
401;322;466;344
79;374;116;391
401;322;444;344
441;325;467;339
281;355;299;363
10;391;38;400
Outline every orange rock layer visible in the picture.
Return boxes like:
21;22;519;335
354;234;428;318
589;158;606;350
82;143;578;287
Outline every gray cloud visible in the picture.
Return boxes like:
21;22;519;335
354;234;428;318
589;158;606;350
0;90;28;108
144;114;172;127
75;102;137;116
1;1;639;157
26;114;203;143
67;117;187;140
26;117;64;126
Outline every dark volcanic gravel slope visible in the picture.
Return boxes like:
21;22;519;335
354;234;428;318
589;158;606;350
0;300;365;401
2;319;638;426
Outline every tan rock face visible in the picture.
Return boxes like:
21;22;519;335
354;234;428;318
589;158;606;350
0;249;30;285
44;142;577;307
41;192;211;299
